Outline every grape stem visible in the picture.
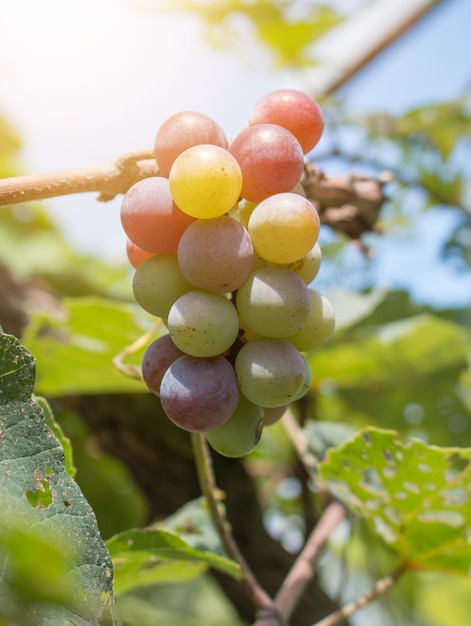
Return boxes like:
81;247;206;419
112;321;163;381
190;432;278;621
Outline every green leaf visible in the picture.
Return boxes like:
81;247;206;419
21;296;159;396
107;527;240;596
301;419;357;461
0;329;116;624
318;427;471;575
308;313;470;389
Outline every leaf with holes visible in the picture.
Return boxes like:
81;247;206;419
318;427;471;575
0;328;116;625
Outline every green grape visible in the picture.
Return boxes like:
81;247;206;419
168;290;240;357
236;267;311;338
288;289;335;352
234;338;304;408
205;394;264;458
248;192;320;264
292;355;312;401
255;242;322;285
169;144;242;218
132;254;193;318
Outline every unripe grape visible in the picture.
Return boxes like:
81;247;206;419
235;338;304;408
205;394;264;458
132;254;192;318
236;267;311;338
160;355;239;432
167;290;240;357
288;290;335;352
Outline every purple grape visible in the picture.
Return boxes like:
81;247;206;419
160;355;239;432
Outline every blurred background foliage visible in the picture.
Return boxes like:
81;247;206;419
1;1;471;624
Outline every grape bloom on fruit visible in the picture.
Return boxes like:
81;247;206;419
120;89;336;457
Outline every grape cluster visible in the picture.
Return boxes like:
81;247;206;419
120;89;335;458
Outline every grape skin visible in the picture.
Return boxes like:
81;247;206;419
132;254;193;318
236;267;311;338
288;290;336;352
234;338;305;408
167;290;240;357
249;89;324;154
229;124;304;203
154;111;228;178
255;242;322;285
142;334;185;397
248;192;320;264
160;355;239;432
177;216;254;293
205;394;264;458
121;177;195;254
169;144;242;219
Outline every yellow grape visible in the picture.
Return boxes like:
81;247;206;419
169;144;242;219
248;192;320;264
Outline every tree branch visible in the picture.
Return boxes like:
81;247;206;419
313;565;406;626
190;433;279;621
273;502;346;624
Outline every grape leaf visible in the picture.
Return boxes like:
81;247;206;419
21;296;158;396
107;527;241;596
0;329;116;624
318;427;471;575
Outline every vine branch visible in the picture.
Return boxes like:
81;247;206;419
0;151;391;241
190;433;279;622
313;565;407;626
0;151;157;205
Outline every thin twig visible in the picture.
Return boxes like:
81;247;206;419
282;407;319;479
190;433;279;621
112;321;163;380
313;565;406;626
274;502;346;623
0;151;157;206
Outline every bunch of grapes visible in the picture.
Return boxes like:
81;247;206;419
120;89;335;458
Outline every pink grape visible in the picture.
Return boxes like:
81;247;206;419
159;355;239;432
229;124;304;203
121;177;195;253
141;334;185;397
177;216;254;293
154;111;228;177
249;89;324;154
